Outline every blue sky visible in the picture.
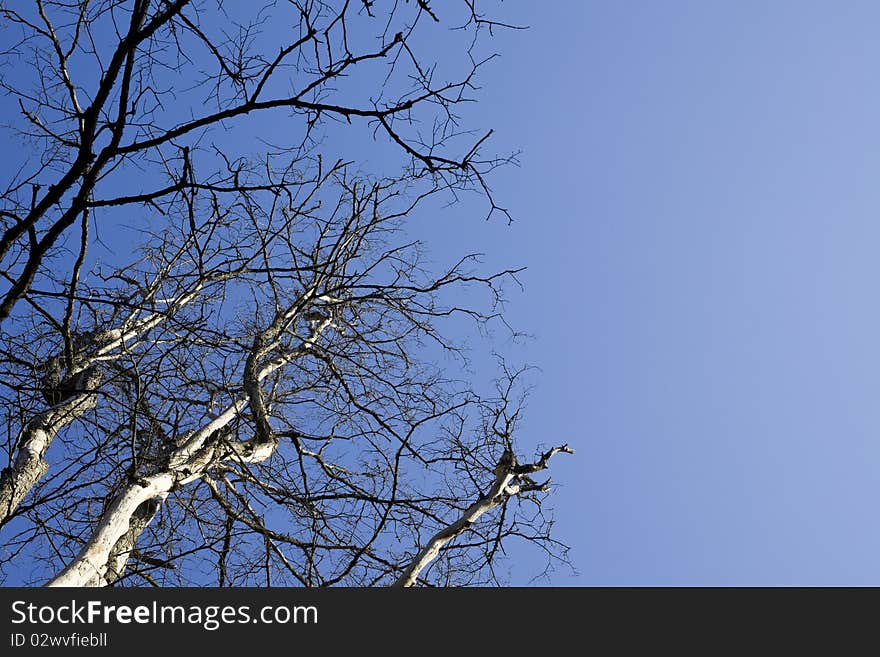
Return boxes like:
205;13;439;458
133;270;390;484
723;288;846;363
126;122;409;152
446;0;880;584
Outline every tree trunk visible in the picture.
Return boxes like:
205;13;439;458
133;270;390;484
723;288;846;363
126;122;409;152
0;369;101;526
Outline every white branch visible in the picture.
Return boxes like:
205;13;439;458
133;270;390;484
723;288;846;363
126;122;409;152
0;369;101;524
0;288;201;526
392;444;573;587
47;314;333;587
48;473;174;587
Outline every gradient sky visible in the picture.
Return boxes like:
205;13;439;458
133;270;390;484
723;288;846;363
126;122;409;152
5;0;880;586
421;0;880;585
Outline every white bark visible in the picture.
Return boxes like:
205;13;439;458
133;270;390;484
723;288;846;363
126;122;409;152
48;473;174;587
393;445;574;587
101;498;163;586
0;291;199;527
47;313;332;587
0;370;100;524
393;471;516;587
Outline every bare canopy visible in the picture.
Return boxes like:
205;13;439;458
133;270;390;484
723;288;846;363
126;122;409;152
0;0;572;587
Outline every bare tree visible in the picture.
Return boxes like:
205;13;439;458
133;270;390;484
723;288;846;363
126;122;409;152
0;0;571;587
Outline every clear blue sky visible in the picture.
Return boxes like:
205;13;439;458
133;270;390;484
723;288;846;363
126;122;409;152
420;0;880;584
